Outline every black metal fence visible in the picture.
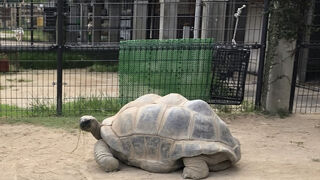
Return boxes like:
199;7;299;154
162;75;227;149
3;0;317;117
290;0;320;113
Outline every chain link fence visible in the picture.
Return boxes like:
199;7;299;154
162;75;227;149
4;0;311;117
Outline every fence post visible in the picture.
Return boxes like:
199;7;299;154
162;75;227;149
56;0;64;115
288;34;302;113
255;0;269;109
30;0;34;45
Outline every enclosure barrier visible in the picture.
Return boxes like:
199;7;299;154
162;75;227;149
119;39;250;105
1;0;319;116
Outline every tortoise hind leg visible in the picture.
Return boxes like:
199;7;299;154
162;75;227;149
204;153;232;171
94;139;119;172
182;156;209;179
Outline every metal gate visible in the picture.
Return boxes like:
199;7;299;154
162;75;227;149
290;0;320;113
0;0;267;117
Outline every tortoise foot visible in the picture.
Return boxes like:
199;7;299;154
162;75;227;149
94;139;119;172
182;156;209;179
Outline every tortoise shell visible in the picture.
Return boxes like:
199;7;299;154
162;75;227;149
100;93;241;172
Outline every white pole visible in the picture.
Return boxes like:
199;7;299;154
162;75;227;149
194;0;201;39
232;5;246;45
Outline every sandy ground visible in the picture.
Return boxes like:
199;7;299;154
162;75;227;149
0;69;119;108
0;114;320;180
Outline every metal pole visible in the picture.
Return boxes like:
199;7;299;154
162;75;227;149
92;2;95;45
56;0;64;115
255;0;269;109
232;5;246;45
31;0;34;45
80;3;83;42
194;0;201;39
288;38;301;113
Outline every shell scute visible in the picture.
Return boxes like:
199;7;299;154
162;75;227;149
159;107;191;139
121;137;132;155
155;93;187;105
112;107;137;136
219;121;236;147
191;113;216;140
171;144;183;159
145;136;161;159
184;99;213;116
184;143;202;157
131;136;145;158
135;104;162;135
160;140;173;159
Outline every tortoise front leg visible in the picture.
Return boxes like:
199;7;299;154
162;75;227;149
182;156;209;179
94;139;119;172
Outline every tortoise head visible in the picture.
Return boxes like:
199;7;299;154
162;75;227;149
80;115;102;140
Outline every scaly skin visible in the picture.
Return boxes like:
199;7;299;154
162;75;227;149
80;115;101;140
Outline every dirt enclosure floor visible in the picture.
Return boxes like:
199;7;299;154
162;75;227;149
1;114;320;180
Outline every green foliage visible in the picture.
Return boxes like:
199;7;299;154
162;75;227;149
0;104;29;117
62;97;121;116
87;63;118;72
0;30;53;42
240;100;256;112
0;98;121;118
29;99;56;116
269;0;311;40
4;49;118;70
261;0;311;110
213;105;233;113
0;53;8;59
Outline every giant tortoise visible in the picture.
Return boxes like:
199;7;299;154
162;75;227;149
80;93;241;179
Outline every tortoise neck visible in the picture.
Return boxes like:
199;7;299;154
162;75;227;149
91;120;102;140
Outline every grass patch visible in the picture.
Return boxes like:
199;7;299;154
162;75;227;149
62;97;121;116
0;30;14;34
87;63;118;72
3;49;118;70
0;97;121;118
21;30;52;42
0;30;53;42
0;116;107;129
240;100;256;112
0;97;121;129
0;104;29;117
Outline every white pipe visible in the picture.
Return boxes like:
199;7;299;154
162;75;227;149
232;5;246;45
194;0;201;39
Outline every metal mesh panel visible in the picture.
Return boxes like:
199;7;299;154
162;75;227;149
292;0;320;113
119;38;213;103
209;46;250;105
0;0;271;117
0;1;57;117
